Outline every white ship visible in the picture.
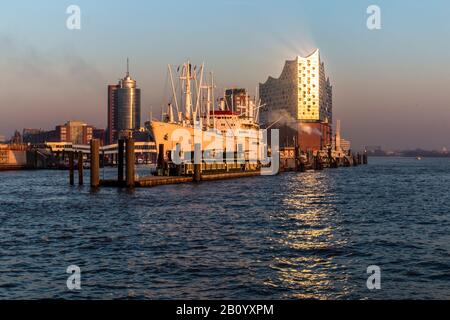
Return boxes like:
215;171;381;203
150;61;265;172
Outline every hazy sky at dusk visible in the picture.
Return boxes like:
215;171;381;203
1;0;450;150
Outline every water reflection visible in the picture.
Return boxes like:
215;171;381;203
3;159;448;299
268;172;351;299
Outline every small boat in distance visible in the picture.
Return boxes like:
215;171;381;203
416;156;422;161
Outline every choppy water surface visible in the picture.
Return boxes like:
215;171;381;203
0;157;449;299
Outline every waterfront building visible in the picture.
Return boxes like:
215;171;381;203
93;128;106;145
332;120;351;154
11;130;23;144
259;49;333;152
0;144;8;164
23;128;63;145
107;84;120;145
340;139;351;153
0;143;27;167
22;121;98;145
225;88;250;115
23;129;46;144
107;60;141;143
55;121;93;145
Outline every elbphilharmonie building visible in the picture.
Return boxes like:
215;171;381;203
260;49;333;151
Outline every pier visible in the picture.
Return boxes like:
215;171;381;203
0;144;50;171
68;138;368;189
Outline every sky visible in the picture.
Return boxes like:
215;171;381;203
1;0;450;150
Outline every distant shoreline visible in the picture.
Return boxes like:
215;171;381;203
369;154;450;159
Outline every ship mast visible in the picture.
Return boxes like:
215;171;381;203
168;65;180;122
201;71;214;128
194;63;204;125
182;61;194;123
211;72;215;129
167;60;209;126
206;81;211;128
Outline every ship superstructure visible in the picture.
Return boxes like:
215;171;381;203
150;61;264;174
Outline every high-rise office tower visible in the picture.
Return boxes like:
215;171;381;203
107;84;119;145
107;59;141;143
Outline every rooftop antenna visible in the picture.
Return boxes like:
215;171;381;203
126;57;130;77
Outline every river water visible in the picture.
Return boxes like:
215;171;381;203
0;157;449;299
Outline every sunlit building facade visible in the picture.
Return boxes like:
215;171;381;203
55;121;93;144
23;121;97;145
225;88;249;115
340;139;351;153
260;49;333;151
107;84;119;145
107;65;141;143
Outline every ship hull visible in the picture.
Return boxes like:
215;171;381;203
150;121;262;163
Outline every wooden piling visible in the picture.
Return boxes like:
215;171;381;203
294;146;300;172
90;139;100;188
69;151;74;186
313;155;323;171
34;150;38;169
224;149;228;172
157;144;164;176
330;158;335;168
118;139;125;183
158;144;164;167
299;161;306;172
327;147;332;167
175;143;182;176
126;138;135;188
194;143;202;182
234;137;238;167
78;151;83;185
